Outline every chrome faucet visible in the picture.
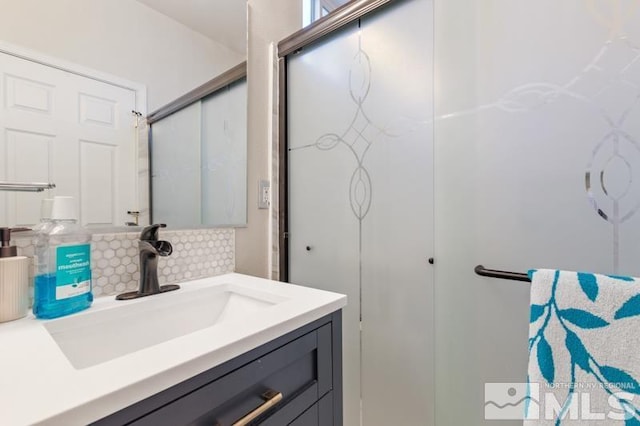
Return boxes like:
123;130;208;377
116;224;180;300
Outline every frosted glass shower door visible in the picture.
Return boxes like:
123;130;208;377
287;0;434;424
201;79;247;226
151;102;202;228
434;1;640;425
151;79;247;228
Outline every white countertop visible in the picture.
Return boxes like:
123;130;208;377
0;273;346;426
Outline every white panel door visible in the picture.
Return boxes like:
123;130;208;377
0;55;65;227
0;52;137;227
76;77;136;228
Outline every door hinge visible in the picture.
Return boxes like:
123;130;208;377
132;110;143;128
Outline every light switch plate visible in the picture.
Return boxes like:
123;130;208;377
258;179;270;209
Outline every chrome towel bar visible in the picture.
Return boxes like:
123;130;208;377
0;181;56;192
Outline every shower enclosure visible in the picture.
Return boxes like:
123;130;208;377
280;0;640;424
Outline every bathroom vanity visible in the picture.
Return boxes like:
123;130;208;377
94;311;341;425
0;274;346;425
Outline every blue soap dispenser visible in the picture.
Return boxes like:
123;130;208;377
33;196;93;319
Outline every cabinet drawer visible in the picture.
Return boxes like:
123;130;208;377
262;390;334;426
131;324;333;426
290;401;318;426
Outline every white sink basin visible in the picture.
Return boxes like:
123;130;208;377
44;284;288;369
0;273;346;425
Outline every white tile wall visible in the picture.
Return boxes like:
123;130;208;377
15;228;234;300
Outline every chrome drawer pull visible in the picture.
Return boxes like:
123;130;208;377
231;389;283;426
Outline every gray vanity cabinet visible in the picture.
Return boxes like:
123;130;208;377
93;311;342;426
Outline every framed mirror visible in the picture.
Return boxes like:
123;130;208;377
0;0;247;231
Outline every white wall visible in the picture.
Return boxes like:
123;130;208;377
239;0;302;277
0;0;244;111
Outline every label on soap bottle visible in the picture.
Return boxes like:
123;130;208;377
55;244;91;299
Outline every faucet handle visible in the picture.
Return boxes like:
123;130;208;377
140;223;166;241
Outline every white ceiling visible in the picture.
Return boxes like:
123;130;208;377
135;0;246;55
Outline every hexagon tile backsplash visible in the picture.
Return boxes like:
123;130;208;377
15;228;234;299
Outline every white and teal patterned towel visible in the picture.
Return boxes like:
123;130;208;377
526;269;640;425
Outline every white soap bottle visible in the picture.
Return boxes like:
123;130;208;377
0;228;29;322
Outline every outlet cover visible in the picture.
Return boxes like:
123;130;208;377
258;179;270;209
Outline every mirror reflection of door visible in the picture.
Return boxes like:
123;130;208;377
0;51;137;228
